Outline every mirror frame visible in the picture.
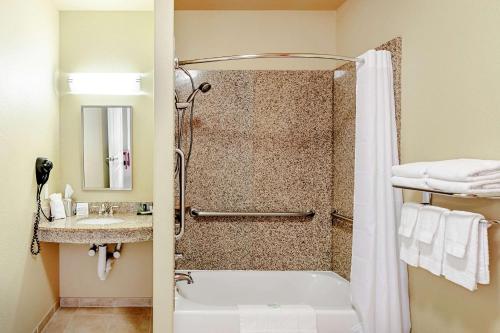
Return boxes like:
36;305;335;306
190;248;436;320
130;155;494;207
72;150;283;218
81;105;133;191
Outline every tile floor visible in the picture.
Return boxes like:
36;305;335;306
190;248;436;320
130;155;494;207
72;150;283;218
42;307;152;333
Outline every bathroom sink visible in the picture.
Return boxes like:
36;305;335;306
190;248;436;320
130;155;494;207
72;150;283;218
77;217;124;225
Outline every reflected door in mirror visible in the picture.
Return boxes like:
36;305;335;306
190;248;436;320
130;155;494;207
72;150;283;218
82;106;132;190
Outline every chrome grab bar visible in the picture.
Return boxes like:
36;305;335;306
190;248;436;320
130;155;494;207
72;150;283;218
189;208;315;218
175;149;186;241
331;209;353;225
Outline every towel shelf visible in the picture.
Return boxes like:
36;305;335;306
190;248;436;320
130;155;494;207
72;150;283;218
394;185;499;226
189;208;315;218
392;185;500;199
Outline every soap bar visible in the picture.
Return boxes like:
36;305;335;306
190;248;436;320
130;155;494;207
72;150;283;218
76;202;89;216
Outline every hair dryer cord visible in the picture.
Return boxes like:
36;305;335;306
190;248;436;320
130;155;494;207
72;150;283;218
31;184;52;255
31;186;42;255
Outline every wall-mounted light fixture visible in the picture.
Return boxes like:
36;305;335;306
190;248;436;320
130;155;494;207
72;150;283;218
67;73;143;95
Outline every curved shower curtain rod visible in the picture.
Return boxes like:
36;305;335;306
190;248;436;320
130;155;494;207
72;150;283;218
175;52;363;67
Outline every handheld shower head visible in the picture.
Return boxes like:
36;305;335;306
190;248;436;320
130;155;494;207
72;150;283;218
186;82;212;103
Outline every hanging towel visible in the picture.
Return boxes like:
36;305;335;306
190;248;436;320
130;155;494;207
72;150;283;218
418;210;448;276
443;212;483;291
392;162;430;178
399;203;422;267
444;211;480;258
426;159;500;182
477;222;490;285
426;178;500;194
398;203;422;237
238;305;317;333
415;206;449;244
391;176;431;190
400;230;420;267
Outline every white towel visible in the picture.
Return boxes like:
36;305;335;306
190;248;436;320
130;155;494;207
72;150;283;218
426;159;500;182
392;161;429;178
238;305;317;333
443;213;482;291
399;209;420;268
419;211;447;276
398;203;422;237
391;176;431;190
445;211;481;258
477;222;490;285
426;178;500;194
415;206;449;244
400;235;419;267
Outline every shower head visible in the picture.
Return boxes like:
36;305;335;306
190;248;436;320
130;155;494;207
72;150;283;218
186;82;212;103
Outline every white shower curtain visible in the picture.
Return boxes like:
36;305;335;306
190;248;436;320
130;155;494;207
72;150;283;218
351;50;410;333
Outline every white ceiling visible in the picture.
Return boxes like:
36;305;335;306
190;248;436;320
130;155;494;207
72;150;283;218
53;0;153;11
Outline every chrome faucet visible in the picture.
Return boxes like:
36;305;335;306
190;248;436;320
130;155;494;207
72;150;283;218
92;204;107;215
175;272;194;284
108;205;119;216
92;203;119;216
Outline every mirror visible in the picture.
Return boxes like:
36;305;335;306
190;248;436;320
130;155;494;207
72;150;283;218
82;106;132;190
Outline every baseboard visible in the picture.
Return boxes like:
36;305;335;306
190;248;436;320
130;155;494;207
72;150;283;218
32;301;59;333
60;297;152;307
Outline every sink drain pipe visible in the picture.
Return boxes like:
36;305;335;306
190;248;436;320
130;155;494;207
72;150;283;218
89;243;122;281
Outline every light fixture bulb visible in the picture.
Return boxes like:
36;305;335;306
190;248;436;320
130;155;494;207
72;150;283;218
68;73;143;95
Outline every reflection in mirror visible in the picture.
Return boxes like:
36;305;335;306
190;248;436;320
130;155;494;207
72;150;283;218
82;106;132;190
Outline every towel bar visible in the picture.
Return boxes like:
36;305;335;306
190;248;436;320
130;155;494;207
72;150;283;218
392;185;500;199
394;186;499;226
332;208;498;226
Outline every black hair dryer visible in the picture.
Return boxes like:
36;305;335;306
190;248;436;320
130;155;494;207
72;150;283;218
36;157;53;186
31;157;53;255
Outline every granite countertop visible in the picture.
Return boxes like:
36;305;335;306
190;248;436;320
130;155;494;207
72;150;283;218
39;214;153;244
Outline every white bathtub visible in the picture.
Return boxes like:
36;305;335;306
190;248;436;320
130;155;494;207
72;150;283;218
174;270;360;333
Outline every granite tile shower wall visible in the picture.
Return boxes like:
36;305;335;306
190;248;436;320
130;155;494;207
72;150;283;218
332;37;402;278
175;70;334;270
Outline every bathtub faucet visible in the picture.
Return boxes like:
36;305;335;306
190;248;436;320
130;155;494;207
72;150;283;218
175;272;194;284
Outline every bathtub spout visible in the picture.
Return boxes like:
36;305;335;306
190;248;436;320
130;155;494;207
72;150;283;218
175;272;194;284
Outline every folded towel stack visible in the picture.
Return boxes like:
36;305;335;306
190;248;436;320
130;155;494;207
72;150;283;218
391;159;500;196
398;203;489;291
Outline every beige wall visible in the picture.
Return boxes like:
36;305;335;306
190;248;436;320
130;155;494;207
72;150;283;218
174;10;337;69
336;1;500;332
0;1;60;332
59;242;152;297
154;0;176;331
58;11;154;299
59;11;154;202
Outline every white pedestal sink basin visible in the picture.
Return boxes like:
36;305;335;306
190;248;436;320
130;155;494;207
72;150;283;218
77;217;124;225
